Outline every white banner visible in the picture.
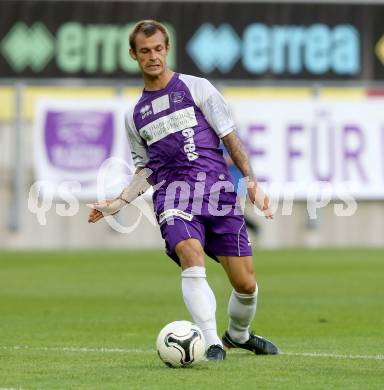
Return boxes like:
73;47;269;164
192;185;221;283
229;98;384;199
34;97;384;202
34;99;135;200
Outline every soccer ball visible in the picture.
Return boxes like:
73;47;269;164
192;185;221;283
156;320;206;368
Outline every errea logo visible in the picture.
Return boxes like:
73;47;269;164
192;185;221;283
141;129;153;142
140;104;152;119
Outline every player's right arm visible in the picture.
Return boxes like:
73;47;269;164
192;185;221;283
87;106;151;224
87;167;152;223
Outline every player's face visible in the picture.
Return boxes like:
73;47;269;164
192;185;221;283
130;31;169;78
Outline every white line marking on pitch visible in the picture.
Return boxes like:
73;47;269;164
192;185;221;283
282;351;384;361
0;346;151;354
1;346;383;361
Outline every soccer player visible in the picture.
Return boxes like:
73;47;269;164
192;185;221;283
88;20;279;360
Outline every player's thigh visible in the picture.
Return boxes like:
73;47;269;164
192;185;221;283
175;238;205;270
217;255;256;294
159;216;206;267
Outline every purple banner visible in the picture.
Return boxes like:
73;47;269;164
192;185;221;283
44;110;114;172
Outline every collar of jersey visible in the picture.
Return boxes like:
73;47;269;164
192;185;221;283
142;72;179;95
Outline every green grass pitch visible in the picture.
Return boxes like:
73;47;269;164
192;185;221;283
0;249;383;389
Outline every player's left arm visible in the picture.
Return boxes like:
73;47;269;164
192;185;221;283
222;131;273;219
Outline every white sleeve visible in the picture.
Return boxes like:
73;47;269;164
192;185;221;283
180;75;235;138
125;108;149;168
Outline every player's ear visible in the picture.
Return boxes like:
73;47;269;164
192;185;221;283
129;48;137;61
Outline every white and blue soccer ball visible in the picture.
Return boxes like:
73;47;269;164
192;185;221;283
156;320;206;368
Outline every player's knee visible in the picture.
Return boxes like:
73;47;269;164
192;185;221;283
241;284;257;295
235;280;257;295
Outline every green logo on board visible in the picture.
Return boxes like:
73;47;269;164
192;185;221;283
1;22;54;71
0;22;176;74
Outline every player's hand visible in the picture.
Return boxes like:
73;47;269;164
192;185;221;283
87;198;126;223
247;181;273;219
87;206;105;223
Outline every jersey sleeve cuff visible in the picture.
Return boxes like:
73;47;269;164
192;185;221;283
218;126;235;138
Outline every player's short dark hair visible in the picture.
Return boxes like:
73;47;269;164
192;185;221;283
129;20;169;52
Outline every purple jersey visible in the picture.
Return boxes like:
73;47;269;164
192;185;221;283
125;73;238;218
